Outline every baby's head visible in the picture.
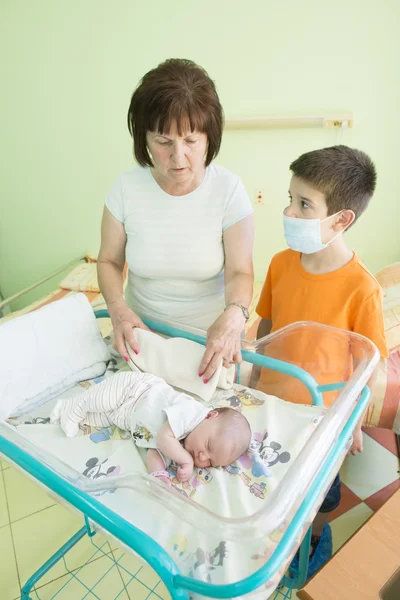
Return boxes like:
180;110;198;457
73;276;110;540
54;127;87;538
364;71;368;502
183;407;251;468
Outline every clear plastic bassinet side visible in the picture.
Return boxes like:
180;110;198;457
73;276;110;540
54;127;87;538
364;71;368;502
0;319;380;599
242;320;379;407
85;319;379;592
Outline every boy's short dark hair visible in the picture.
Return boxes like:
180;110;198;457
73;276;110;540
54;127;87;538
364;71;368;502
290;145;377;224
127;58;224;168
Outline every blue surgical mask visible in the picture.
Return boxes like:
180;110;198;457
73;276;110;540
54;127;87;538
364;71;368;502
283;211;343;254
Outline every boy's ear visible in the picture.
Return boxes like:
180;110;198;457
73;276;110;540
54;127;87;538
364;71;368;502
333;209;355;231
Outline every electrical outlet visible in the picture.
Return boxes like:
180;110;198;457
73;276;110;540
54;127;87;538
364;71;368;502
255;189;264;205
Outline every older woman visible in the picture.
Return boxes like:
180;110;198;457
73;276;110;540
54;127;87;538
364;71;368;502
98;58;254;381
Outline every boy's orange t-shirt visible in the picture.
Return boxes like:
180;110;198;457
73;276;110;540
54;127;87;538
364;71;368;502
255;249;388;406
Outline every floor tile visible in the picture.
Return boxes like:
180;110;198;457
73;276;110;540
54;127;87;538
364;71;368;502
151;580;171;600
330;502;373;554
363;426;400;456
340;433;399;499
74;554;129;600
12;504;114;588
0;473;9;528
116;550;170;599
28;572;89;599
364;478;400;512
125;577;166;600
327;482;362;522
133;561;160;590
0;525;20;600
65;529;117;578
3;467;56;522
113;548;147;580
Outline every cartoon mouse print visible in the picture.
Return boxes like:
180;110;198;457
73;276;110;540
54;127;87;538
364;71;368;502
107;357;120;373
189;542;228;583
131;424;153;443
23;416;51;425
236;388;265;409
239;430;291;479
82;457;120;480
82;457;121;497
224;388;265;411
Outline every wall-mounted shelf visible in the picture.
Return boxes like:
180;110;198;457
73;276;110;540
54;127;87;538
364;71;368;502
224;113;353;130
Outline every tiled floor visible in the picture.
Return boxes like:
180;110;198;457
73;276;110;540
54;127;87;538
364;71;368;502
328;427;399;555
1;428;399;600
0;457;169;600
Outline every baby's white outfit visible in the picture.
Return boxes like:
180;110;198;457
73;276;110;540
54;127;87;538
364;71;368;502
51;372;210;453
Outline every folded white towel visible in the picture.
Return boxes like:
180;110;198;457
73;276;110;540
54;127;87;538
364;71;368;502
0;293;110;420
126;328;234;402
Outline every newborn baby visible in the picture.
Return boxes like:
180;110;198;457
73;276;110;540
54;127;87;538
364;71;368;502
51;372;251;485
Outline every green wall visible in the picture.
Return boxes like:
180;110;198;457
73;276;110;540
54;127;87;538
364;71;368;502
1;1;399;308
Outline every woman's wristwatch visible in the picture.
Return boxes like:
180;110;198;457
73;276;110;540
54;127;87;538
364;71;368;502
225;303;249;322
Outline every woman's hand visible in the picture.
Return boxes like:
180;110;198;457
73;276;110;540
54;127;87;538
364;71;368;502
198;306;246;381
108;299;150;361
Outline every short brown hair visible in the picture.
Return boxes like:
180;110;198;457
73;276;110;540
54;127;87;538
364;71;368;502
290;145;377;224
127;58;224;167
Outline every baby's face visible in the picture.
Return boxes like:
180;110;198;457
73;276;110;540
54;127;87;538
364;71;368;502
183;412;236;468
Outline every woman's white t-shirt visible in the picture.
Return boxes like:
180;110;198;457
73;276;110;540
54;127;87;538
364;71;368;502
105;164;253;331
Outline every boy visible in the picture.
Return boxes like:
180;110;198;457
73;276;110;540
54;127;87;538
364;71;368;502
253;145;388;576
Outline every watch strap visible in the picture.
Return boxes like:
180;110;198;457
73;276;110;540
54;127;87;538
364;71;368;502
225;302;249;321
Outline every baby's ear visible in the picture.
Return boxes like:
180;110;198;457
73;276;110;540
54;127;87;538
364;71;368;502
206;410;219;420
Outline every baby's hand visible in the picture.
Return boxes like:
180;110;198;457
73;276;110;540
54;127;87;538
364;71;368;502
177;462;194;482
348;428;363;456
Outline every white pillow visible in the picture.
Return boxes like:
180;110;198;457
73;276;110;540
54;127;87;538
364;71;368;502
0;294;110;419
